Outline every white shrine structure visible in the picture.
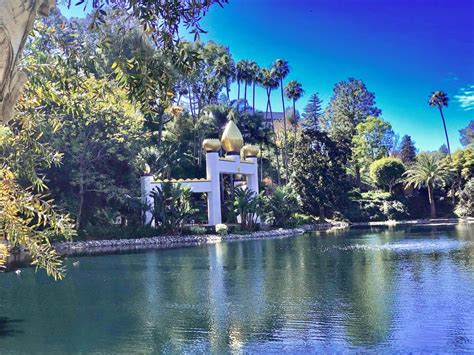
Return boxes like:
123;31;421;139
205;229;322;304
141;120;260;226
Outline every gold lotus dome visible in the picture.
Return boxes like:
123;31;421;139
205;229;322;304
242;145;260;158
202;138;221;152
221;120;244;153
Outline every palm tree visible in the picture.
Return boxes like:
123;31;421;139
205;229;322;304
258;67;281;184
236;60;246;101
242;60;253;112
249;61;260;114
285;80;304;141
429;91;451;157
273;59;290;175
404;153;451;218
215;54;235;101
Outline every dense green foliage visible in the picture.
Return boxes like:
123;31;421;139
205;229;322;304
151;183;197;234
399;135;417;164
2;0;473;281
369;158;405;193
404;154;451;218
290;129;348;218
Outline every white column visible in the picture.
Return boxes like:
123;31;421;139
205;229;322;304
206;152;222;225
246;157;260;223
140;175;155;227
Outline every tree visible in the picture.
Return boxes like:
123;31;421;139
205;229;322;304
258;67;281;184
249;61;260;114
302;93;323;130
285;80;304;139
369;158;405;193
151;183;197;234
236;60;246;102
321;78;382;147
351;116;395;183
233;188;260;231
459;120;474;146
404;153;451;218
290;129;349;219
273;59;290;174
399;135;417;164
439;144;449;156
429;91;451;156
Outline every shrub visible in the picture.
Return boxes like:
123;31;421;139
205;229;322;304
262;186;299;227
151;183;197;234
188;226;207;235
215;223;228;236
455;179;474;217
346;190;410;222
292;213;316;225
234;188;260;231
369;157;405;193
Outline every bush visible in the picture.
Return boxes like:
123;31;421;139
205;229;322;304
234;188;260;231
151;183;198;234
215;223;228;236
187;226;207;235
261;186;299;227
292;213;316;225
455;179;474;217
369;157;405;193
78;225;160;240
346;190;410;222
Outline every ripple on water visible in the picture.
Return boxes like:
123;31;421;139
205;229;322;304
331;239;471;254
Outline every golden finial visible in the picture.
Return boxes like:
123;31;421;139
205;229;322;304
221;120;244;153
202;138;221;152
242;145;260;158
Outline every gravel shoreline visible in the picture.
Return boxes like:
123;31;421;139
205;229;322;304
52;217;474;256
53;224;333;256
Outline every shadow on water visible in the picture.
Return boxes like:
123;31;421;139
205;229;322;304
0;317;24;337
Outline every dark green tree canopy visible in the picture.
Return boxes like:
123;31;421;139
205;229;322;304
321;78;382;142
369;157;405;193
290;129;349;216
459;120;474;146
400;135;417;164
302;93;323;130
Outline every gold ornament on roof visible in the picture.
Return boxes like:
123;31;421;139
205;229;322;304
242;145;260;158
202;138;221;152
221;120;244;153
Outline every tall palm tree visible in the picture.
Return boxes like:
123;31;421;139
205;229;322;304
404;153;450;218
258;67;281;184
273;59;290;175
249;61;260;114
429;91;451;157
215;54;235;101
236;60;246;101
242;60;253;112
285;80;304;141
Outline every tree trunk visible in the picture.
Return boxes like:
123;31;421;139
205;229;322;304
237;81;240;101
268;90;281;185
243;82;247;112
438;106;451;157
226;82;230;101
280;79;288;176
319;205;325;220
428;183;436;219
76;177;84;231
252;82;256;114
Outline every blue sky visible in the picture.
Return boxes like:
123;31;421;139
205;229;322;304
59;0;474;151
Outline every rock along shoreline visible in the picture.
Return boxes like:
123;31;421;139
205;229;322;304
52;217;474;257
53;224;332;256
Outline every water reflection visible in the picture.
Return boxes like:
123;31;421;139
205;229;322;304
0;225;473;353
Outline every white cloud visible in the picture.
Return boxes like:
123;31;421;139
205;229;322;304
455;85;474;111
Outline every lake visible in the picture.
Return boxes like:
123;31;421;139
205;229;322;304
1;225;473;353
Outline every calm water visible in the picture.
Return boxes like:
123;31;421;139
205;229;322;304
1;225;474;353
